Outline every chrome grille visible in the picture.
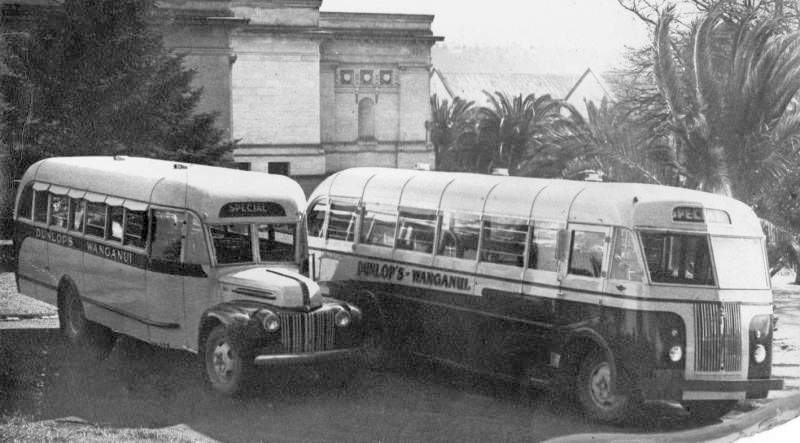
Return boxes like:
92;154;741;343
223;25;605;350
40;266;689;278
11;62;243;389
694;303;741;372
279;310;336;353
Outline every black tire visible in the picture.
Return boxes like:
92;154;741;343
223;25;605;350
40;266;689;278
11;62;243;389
59;283;115;359
575;349;640;424
682;400;737;422
204;325;255;395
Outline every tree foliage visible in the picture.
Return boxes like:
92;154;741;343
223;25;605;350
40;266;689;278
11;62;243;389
0;0;234;185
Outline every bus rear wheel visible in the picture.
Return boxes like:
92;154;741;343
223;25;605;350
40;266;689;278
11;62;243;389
575;349;639;423
682;400;737;422
204;325;255;395
59;284;115;359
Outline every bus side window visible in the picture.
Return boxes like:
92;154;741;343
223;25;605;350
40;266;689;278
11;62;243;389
69;199;85;232
49;194;69;229
610;228;645;282
33;190;49;224
16;183;33;220
437;212;480;260
185;214;209;265
360;205;396;248
529;226;559;272
479;219;526;267
396;212;436;253
107;206;124;242
151;209;184;262
123;209;147;249
327;202;357;242
85;202;106;238
307;199;328;238
568;231;606;278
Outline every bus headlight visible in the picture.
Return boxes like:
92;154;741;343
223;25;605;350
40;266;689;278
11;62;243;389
668;345;683;362
335;310;351;328
262;312;280;332
753;344;767;364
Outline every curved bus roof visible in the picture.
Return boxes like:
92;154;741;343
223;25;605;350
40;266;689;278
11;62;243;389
22;156;306;223
310;168;763;237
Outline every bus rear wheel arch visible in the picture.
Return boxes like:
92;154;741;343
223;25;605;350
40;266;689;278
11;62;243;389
57;278;115;360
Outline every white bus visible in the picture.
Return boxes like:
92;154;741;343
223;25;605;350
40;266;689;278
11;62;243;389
306;167;783;423
13;156;366;394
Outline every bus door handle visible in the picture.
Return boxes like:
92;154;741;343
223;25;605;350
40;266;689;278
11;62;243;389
615;284;626;291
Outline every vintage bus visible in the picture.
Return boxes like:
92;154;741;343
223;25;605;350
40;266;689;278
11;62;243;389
306;167;783;423
13;156;366;394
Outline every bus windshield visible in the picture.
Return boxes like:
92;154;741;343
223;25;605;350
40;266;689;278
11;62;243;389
640;232;715;286
711;236;768;289
209;223;296;265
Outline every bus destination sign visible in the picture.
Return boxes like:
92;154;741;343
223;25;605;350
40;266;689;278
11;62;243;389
219;202;286;218
672;206;731;224
673;206;704;222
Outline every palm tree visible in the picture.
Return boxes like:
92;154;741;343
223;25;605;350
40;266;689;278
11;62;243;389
476;91;582;176
653;4;800;201
564;98;678;184
426;94;474;171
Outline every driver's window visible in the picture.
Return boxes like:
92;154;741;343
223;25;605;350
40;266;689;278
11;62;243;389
610;228;644;282
568;230;606;278
150;209;185;262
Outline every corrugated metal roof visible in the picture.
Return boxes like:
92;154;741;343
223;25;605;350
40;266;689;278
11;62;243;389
436;72;582;102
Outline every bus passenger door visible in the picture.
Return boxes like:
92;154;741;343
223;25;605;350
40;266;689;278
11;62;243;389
472;218;526;374
606;228;647;299
146;208;186;347
559;224;611;323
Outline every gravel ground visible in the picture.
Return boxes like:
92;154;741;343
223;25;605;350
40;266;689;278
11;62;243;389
0;272;57;318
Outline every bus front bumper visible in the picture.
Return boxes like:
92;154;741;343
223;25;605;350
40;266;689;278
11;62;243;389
253;348;363;366
642;370;784;401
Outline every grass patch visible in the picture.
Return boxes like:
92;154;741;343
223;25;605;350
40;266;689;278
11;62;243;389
0;414;211;442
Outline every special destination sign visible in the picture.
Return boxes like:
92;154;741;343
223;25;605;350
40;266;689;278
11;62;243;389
219;202;286;218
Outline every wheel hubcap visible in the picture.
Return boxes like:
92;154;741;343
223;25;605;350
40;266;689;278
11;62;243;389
212;341;235;382
589;362;614;408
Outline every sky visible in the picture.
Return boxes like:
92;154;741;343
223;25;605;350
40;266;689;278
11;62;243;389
321;0;652;73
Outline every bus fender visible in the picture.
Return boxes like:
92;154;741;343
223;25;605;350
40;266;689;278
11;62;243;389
198;302;265;355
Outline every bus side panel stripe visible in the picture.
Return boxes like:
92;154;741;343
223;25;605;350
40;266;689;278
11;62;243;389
15;221;207;278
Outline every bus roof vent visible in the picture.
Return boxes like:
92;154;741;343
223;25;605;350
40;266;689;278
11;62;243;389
174;163;188;170
491;168;509;176
113;155;127;161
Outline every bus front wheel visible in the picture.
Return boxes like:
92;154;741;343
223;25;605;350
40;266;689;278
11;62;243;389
204;325;255;395
682;400;737;422
59;284;115;359
575;349;639;423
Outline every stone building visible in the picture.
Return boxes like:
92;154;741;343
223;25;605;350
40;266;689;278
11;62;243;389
1;0;443;192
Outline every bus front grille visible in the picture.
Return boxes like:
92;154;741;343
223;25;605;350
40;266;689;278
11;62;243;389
279;310;336;353
694;303;741;372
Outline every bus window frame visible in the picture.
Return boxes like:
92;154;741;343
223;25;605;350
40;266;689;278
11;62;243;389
32;186;50;225
566;225;611;279
306;197;329;240
478;215;529;269
636;229;720;288
149;206;188;264
325;198;360;244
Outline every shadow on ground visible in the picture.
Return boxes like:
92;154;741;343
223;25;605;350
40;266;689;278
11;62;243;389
0;328;730;442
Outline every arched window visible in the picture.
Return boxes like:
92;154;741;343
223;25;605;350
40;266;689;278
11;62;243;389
358;97;375;140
